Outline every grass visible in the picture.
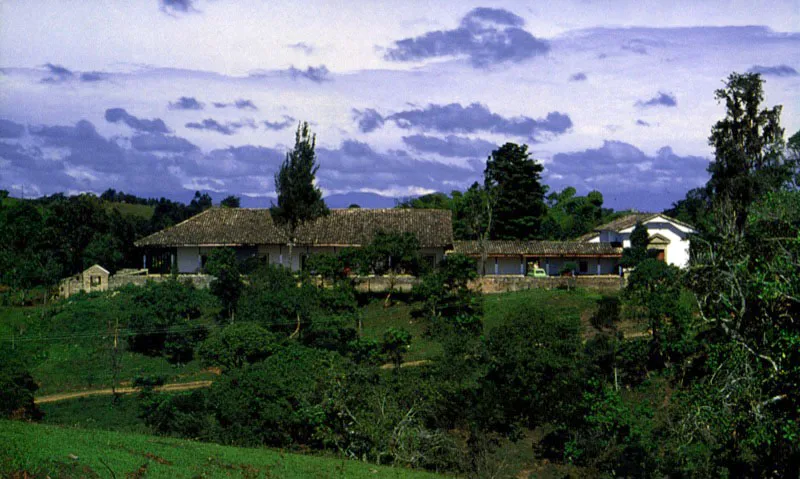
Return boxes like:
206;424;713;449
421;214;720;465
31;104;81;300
39;394;149;434
359;298;441;362
0;420;444;478
0;293;215;396
107;201;155;220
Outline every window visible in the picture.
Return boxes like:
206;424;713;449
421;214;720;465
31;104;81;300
579;261;588;274
423;255;436;269
90;275;102;286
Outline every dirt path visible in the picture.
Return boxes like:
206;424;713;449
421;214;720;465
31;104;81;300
379;359;431;369
35;380;214;404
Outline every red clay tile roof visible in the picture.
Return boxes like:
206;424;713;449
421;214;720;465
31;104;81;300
134;208;453;248
452;240;622;257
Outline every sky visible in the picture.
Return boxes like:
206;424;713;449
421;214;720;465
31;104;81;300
0;0;798;211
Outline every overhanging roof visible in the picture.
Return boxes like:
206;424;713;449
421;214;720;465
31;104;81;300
134;208;454;249
452;240;622;257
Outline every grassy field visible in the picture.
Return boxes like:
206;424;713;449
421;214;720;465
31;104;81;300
0;293;215;396
0;420;444;479
39;394;150;434
108;201;155;220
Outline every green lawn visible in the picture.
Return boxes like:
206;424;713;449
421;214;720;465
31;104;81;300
0;420;444;478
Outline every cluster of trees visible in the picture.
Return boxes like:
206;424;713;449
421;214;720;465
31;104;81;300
397;144;617;243
563;72;800;476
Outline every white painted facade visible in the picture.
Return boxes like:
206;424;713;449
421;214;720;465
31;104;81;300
175;244;447;273
588;214;694;268
479;256;619;276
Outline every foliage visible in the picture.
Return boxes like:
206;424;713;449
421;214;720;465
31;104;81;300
0;360;41;420
362;231;422;276
125;279;208;362
198;322;277;371
139;389;214;440
204;248;243;321
271;121;329;242
208;345;345;447
559;261;578;275
381;328;412;369
219;195;240;208
621;222;650;267
541;187;612;240
413;253;482;335
483;308;583;432
484;142;547;239
707;72;789;236
625;259;684;367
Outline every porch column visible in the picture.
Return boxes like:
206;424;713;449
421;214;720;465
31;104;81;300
546;258;550;275
520;256;524;275
142;253;147;270
596;261;601;275
494;257;498;275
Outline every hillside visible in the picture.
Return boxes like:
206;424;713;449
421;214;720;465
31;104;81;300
0;420;443;478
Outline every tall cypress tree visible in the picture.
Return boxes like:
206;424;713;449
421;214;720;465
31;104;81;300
272;122;329;266
484;142;547;239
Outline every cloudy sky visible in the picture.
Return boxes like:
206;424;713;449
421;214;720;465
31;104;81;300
1;0;798;211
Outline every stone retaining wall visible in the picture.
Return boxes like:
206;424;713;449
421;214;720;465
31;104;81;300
107;273;214;291
474;275;625;294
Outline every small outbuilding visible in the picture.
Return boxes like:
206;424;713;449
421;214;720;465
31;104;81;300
59;264;110;298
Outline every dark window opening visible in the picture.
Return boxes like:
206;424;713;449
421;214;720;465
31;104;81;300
579;261;589;274
90;275;102;286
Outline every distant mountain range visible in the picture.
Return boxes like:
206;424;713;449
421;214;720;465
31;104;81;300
239;192;402;209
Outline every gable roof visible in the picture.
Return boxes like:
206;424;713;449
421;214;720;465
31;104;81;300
134;208;453;248
593;213;695;233
452;240;622;257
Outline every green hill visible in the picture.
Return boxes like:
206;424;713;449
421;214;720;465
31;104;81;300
0;420;443;478
107;201;155;220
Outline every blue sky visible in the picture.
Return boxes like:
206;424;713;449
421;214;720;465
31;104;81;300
0;0;798;211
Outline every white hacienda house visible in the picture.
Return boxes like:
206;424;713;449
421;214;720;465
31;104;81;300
582;213;696;268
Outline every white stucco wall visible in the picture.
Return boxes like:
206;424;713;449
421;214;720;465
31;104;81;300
615;217;693;268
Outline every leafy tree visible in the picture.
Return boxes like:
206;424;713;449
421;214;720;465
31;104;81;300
625;259;684;367
381;327;412;369
363;231;421;276
484;142;547;239
208;345;344;447
271;121;329;264
483;308;583;433
187;191;213;217
199;322;277;371
220;195;240;208
541;187;610;240
707;72;788;236
126;279;208;360
413;253;482;336
0;360;41;420
460;183;497;274
237;264;315;335
621;222;649;267
204;248;243;321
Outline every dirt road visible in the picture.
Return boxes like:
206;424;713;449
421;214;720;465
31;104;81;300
34;380;214;404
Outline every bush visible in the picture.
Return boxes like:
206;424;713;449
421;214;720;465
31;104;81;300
0;360;41;420
208;344;345;447
198;322;277;371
